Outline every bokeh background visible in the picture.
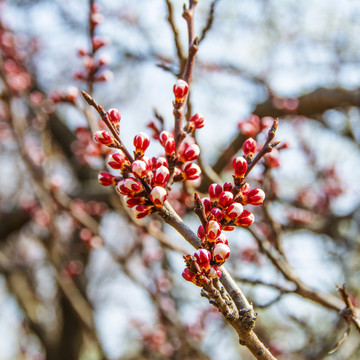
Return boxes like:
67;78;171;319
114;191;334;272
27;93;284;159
1;0;360;359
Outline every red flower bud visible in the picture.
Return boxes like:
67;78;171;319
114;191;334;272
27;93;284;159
209;183;223;203
173;79;189;103
202;198;212;217
223;182;233;192
133;132;150;157
188;113;205;130
154;156;168;169
216;233;229;245
117;177;143;196
232;156;248;178
244;188;265;205
108;152;130;171
179;143;200;162
131;160;148;178
194;249;211;272
210;207;224;222
94;130;115;146
182;268;199;285
98;172;117;186
150;186;167;207
124;196;146;208
218;191;234;209
183;163;201;181
225;202;244;221
208;265;222;279
153;165;170;187
132;204;153;219
242;138;257;156
206;220;222;242
164;138;175;156
197;225;205;241
159;130;172;146
235;210;255;227
107;108;121;131
212;243;230;265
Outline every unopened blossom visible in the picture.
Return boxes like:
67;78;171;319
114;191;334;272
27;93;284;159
131;160;148;178
108;152;130;171
242;138;257;157
244;188;265;205
94;130;115;146
154;156;168;169
107;108;121;131
124;196;146;208
159;130;172;146
153;165;170;187
117;177;143;196
210;207;224;222
179;144;200;162
224;202;244;221
182;163;201;181
209;183;223;203
134;132;150;158
164;138;175;156
206;220;222;242
173;79;189;104
194;249;211;272
98;172;117;186
150;186;167;207
218;191;234;209
208;265;222;279
235;210;255;227
132;204;153;219
188;113;205;130
182;268;199;285
212;243;230;265
232;156;248;178
197;225;205;242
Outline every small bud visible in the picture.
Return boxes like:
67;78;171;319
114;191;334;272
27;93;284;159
94;130;115;146
188;113;205;130
206;220;222;242
209;183;223;203
108;152;130;171
107;108;121;132
243;138;257;156
210;207;224;222
154;156;168;169
223;182;233;192
182;268;199;285
98;172;117;186
232;156;248;178
208;265;222;279
153;165;170;187
96;69;113;82
159;130;172;146
132;204;153;219
202;198;212;217
197;225;205;241
216;233;229;245
225;202;244;221
92;36;107;51
244;188;265;205
182;163;201;181
134;132;150;158
235;210;255;227
150;186;167;207
164;138;175;156
117;177;143;196
131;160;148;178
212;243;230;265
179;143;200;162
218;191;234;209
194;249;211;272
173;79;189;104
124;196;146;208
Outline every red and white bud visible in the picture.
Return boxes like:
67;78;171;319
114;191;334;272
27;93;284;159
153;165;170;187
164;138;175;156
197;225;206;241
232;156;248;178
124;196;146;208
98;172;117;186
194;249;211;272
94;130;115;146
222;225;235;231
150;186;167;207
133;132;150;157
235;210;255;227
218;191;234;209
108;152;130;171
159;130;172;146
240;182;251;195
132;204;153;219
179;143;200;162
210;207;224;222
131;160;148;178
216;233;229;245
154;156;168;169
244;188;265;205
142;156;153;171
225;202;244;221
202;198;212;217
117;177;143;196
182;268;199;285
223;182;233;192
208;183;223;204
206;220;222;242
173;79;189;103
183;163;201;181
92;36;107;51
107;108;121;131
208;265;222;279
212;243;230;264
243;138;257;156
188;113;205;130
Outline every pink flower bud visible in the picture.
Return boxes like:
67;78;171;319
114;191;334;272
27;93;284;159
159;130;172;146
94;130;115;146
131;160;148;178
210;207;224;222
208;183;223;203
244;188;265;205
153;165;170;187
117;177;143;196
150;186;167;207
96;69;113;82
218;191;234;209
235;210;255;227
206;220;222;242
173;79;189;103
98;172;117;186
240;183;251;195
208;265;222;279
202;198;212;217
197;225;205;241
216;233;229;245
182;268;199;285
107;108;121;131
188;113;205;130
179;143;200;162
183;163;201;181
133;132;150;157
194;249;211;271
223;182;233;192
225;202;244;221
142;156;153;171
124;196;146;208
222;225;235;231
154;156;168;169
108;152;130;171
212;243;230;264
164;138;175;156
243;138;257;156
132;204;153;219
92;36;107;51
232;156;248;178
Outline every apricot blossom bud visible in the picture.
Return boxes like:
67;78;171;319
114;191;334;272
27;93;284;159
153;165;170;187
206;220;222;242
150;186;167;207
108;152;130;171
235;210;255;227
212;243;230;264
188;113;205;130
218;191;234;209
159;131;172;146
216;233;229;245
223;182;233;192
154;156;168;169
243;138;257;156
202;198;212;217
98;172;117;186
182;163;201;181
232;156;248;178
94;130;115;146
208;265;222;279
209;183;223;203
225;202;244;221
124;196;146;208
107;108;121;131
164;138;175;156
179;144;200;162
210;207;224;222
194;249;211;272
117;177;143;196
244;188;265;205
182;268;199;285
134;132;150;157
132;204;153;219
173;79;189;103
131;160;148;178
197;225;205;241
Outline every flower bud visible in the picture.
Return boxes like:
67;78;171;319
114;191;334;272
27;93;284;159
182;163;201;181
212;243;230;264
117;177;143;196
164;138;175;156
188;113;205;130
197;225;205;241
131;160;148;178
154;156;168;169
124;196;146;208
206;220;222;242
243;138;257;156
179;143;200;162
202;198;212;217
98;172;117;186
150;186;167;207
182;268;199;285
216;233;229;245
94;130;115;146
133;132;150;158
210;207;224;222
223;182;233;192
244;188;265;205
132;204;153;219
208;265;222;279
209;183;223;203
108;152;130;171
153;165;170;187
194;249;211;272
218;191;234;209
225;202;244;221
235;210;255;227
92;36;107;51
232;156;248;178
107;108;121;132
173;79;189;104
159;130;172;146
